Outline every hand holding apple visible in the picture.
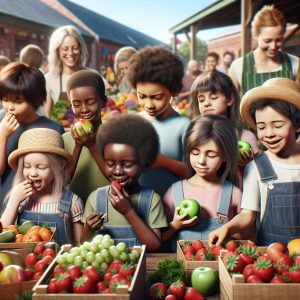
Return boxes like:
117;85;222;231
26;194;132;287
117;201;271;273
237;140;252;158
178;198;201;219
170;207;199;231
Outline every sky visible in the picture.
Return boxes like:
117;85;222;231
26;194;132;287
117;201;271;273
69;0;231;44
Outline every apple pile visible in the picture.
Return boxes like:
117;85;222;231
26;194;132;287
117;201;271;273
46;234;140;294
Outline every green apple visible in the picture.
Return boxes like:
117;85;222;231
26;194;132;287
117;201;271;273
237;140;252;158
73;119;94;138
178;198;200;219
191;267;219;296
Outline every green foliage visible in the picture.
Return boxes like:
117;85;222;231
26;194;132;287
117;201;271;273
178;37;207;63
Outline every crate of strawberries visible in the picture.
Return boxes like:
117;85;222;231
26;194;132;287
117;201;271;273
219;239;300;300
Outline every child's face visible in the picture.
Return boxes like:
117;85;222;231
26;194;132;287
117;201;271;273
197;91;232;117
69;86;103;122
136;82;173;119
23;153;54;192
103;143;141;188
190;139;223;181
59;35;81;69
205;57;218;71
256;106;296;155
2;95;35;123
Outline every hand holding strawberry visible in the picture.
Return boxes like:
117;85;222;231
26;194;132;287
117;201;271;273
108;186;133;215
85;212;104;231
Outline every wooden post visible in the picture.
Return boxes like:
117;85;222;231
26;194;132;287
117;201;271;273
241;0;252;56
190;24;197;60
172;32;177;55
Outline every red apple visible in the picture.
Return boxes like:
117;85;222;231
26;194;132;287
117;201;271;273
266;242;287;262
73;119;94;138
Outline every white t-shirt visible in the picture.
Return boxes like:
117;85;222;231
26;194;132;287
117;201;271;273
231;53;299;86
241;151;300;220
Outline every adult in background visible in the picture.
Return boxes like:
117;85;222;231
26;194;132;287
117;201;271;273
217;51;235;74
44;25;88;117
229;5;299;96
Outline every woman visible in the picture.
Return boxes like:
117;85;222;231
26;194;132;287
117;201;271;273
44;25;88;117
229;5;299;95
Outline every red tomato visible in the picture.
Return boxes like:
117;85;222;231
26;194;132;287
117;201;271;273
66;265;82;281
83;266;102;283
73;275;95;294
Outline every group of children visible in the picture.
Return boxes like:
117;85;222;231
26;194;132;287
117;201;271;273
0;45;300;252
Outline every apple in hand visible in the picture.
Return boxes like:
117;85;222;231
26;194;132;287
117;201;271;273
237;140;252;158
191;267;219;296
73;119;94;138
178;198;200;219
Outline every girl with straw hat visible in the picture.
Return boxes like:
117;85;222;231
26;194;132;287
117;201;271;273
1;128;83;246
208;77;300;246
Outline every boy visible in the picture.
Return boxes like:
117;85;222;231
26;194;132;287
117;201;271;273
19;44;44;69
0;62;64;212
209;77;300;246
64;69;109;203
81;114;167;251
127;46;191;198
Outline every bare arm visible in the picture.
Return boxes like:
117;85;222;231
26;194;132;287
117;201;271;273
72;221;83;246
44;91;53;118
228;65;241;95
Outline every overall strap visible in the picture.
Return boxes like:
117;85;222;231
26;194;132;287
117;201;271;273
172;181;184;206
280;52;292;72
217;180;233;218
96;186;109;222
136;187;154;221
58;189;73;213
253;153;277;183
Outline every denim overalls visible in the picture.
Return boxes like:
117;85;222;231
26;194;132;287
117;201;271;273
254;153;300;246
95;186;154;247
171;180;233;250
17;189;73;245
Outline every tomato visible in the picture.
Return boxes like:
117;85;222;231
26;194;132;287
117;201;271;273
33;242;46;255
287;239;300;257
184;287;205;300
15;234;24;243
73;275;95;293
27;226;42;235
22;233;41;243
168;280;185;299
42;248;55;258
266;242;287;262
39;228;52;241
83;266;102;283
25;253;38;267
246;275;263;283
55;273;73;293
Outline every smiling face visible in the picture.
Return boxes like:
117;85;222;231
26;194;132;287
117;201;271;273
69;86;103;123
197;91;232;117
256;106;297;156
23;153;55;193
103;143;142;189
59;35;81;70
190;139;224;181
136;82;174;120
255;26;284;58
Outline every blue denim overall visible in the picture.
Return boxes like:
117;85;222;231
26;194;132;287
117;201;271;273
254;153;300;246
95;186;153;247
17;189;73;245
171;180;233;251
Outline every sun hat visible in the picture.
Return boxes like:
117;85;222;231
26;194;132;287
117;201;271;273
8;128;73;171
240;77;300;130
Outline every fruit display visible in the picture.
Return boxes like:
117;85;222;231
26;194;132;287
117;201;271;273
50;100;75;127
174;99;189;117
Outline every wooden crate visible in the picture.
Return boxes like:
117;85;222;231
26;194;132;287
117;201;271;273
219;251;300;300
32;244;146;300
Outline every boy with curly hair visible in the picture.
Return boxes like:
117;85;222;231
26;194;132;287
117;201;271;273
127;46;191;198
81;114;167;251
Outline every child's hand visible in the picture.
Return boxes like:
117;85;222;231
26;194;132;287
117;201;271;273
170;207;198;231
10;180;33;204
238;149;254;167
208;224;230;247
0;113;20;138
109;186;133;215
86;212;104;231
70;124;96;148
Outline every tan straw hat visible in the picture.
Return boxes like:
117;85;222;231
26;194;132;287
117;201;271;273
8;128;73;171
240;77;300;130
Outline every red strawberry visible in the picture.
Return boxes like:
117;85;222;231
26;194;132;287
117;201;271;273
240;253;255;265
223;252;246;273
211;245;224;258
111;180;122;195
184;252;195;261
149;282;167;300
182;243;194;255
168;280;185;299
253;257;274;282
184;287;205;300
191;240;204;251
225;240;238;252
247;275;263;283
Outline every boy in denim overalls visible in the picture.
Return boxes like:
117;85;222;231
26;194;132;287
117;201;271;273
209;77;300;246
81;114;167;251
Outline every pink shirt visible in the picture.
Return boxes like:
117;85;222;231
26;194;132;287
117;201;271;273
163;179;241;222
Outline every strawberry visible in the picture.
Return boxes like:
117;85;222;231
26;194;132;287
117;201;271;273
237;243;257;265
182;243;194;255
168;280;185;299
149;282;167;300
223;252;246;273
191;240;204;252
111;180;122;195
211;245;224;258
184;287;205;300
225;240;238;252
253;257;274;282
184;252;195;261
240;253;255;265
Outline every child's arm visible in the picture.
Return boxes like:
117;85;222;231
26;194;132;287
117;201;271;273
0;113;20;176
1;180;33;226
44;92;53;117
81;212;104;243
162;207;198;241
208;209;256;247
72;221;83;246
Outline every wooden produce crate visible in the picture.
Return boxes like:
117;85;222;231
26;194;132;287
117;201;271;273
32;244;146;300
219;251;300;300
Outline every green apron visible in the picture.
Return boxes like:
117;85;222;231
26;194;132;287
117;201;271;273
242;51;293;96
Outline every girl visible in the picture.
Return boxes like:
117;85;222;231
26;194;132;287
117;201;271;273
188;70;259;167
1;128;83;246
163;115;242;250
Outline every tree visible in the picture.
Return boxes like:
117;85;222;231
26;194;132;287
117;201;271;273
178;37;207;63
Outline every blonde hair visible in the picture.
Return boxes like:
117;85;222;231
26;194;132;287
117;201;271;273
47;25;88;75
252;5;286;37
114;46;137;75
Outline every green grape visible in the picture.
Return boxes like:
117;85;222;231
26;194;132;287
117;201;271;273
83;241;91;250
56;255;66;265
70;247;81;256
101;238;111;249
82;261;89;270
66;253;76;264
116;242;126;253
92;260;100;268
109;245;120;258
100;262;108;272
95;252;104;263
89;242;98;253
74;255;83;267
86;251;95;263
119;251;128;262
80;249;88;259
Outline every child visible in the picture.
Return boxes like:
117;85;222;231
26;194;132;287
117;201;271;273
208;77;300;246
127;46;191;198
19;44;44;69
1;128;83;246
204;52;219;72
0;62;64;212
163;115;242;250
188;70;259;167
81;114;167;251
64;69;109;203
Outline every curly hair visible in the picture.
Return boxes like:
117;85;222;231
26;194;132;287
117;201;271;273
127;46;184;94
96;114;159;169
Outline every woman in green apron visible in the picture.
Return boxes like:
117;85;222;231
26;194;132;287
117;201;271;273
229;5;299;96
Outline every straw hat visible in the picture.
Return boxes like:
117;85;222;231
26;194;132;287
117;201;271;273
240;77;300;130
8;128;73;171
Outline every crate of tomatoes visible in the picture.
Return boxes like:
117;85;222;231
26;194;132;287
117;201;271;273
219;239;300;300
32;234;146;299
